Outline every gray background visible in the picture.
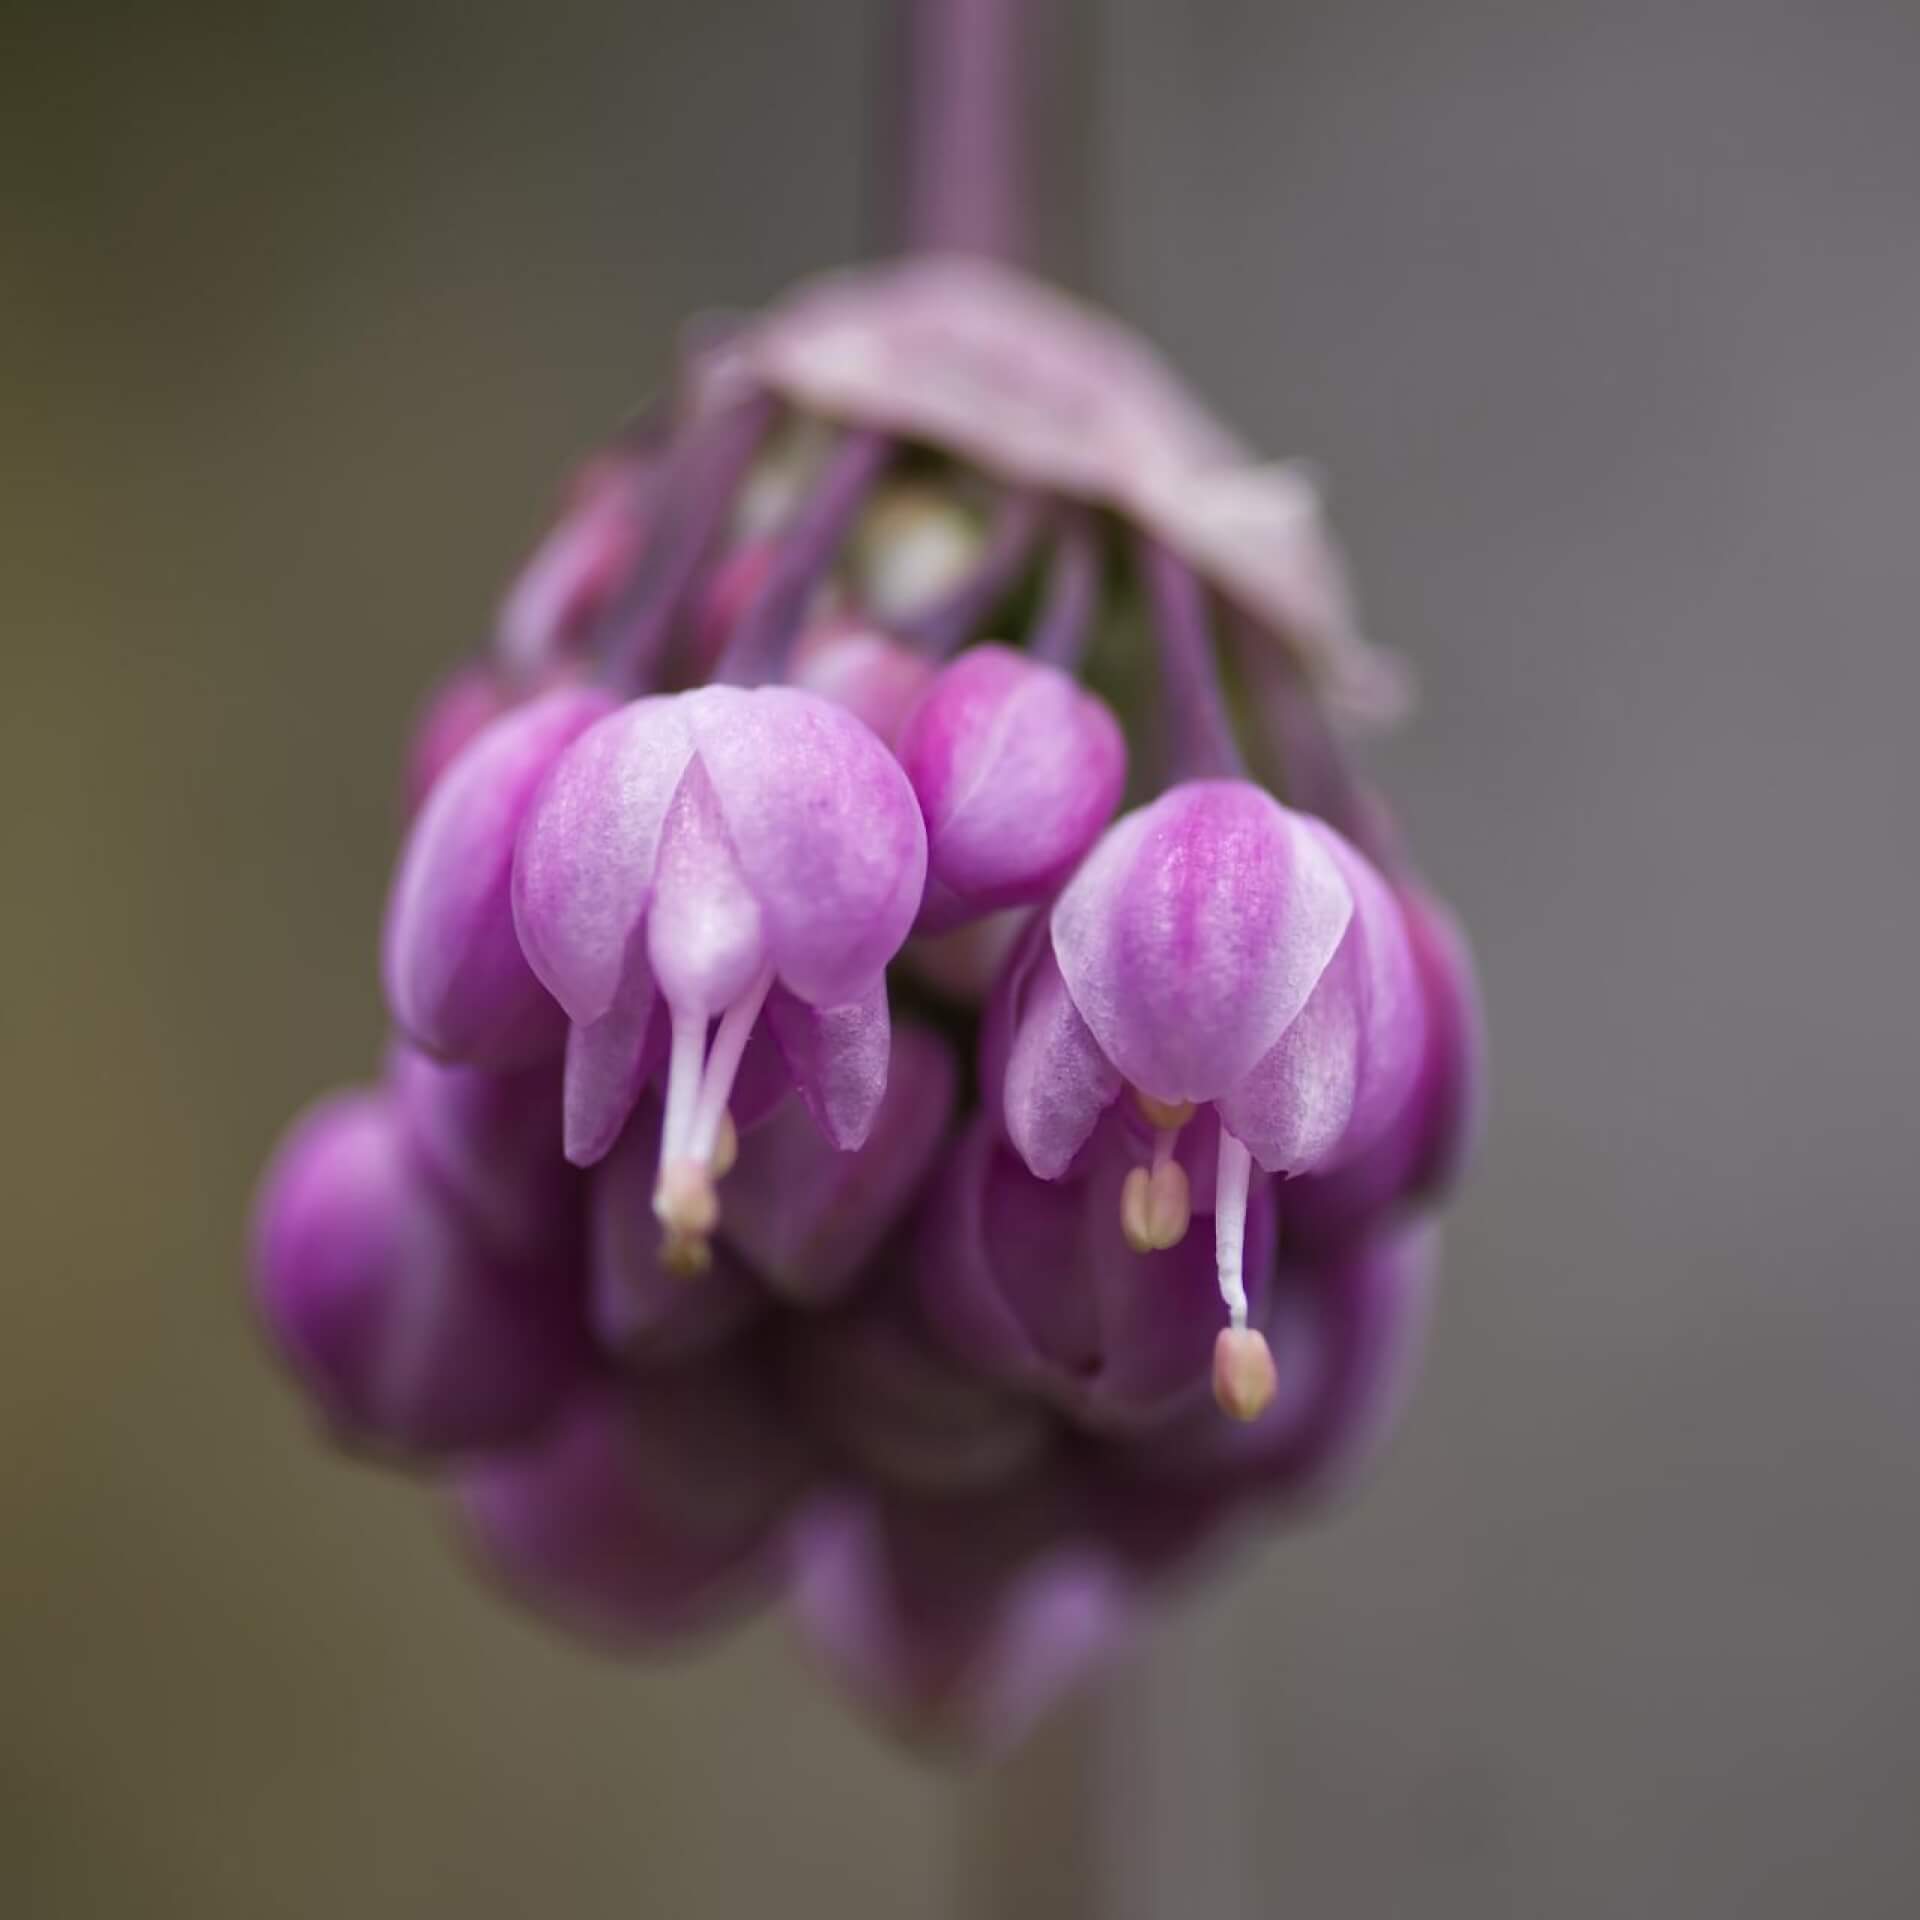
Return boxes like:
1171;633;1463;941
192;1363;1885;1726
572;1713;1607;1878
5;3;1917;1915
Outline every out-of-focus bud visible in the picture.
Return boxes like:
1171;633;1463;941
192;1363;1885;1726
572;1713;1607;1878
383;686;615;1066
722;1021;956;1309
495;446;654;681
896;643;1126;932
458;1362;803;1645
402;666;517;819
788;618;936;747
387;1043;575;1262
785;1478;1135;1756
919;1114;1274;1434
250;1090;585;1455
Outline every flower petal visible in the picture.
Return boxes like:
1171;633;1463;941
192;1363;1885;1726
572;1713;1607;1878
511;695;695;1026
1051;781;1353;1105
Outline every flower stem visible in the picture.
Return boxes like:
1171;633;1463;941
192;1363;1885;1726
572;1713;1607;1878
901;0;1029;260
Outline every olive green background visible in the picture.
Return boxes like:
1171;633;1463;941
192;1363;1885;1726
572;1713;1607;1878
6;3;1918;1915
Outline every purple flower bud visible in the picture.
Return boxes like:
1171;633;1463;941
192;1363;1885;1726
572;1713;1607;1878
789;617;935;747
250;1090;586;1455
511;683;927;1271
920;1113;1275;1434
495;446;655;680
785;1482;1135;1756
990;779;1424;1419
402;665;516;818
896;644;1126;932
384;685;616;1066
387;1043;577;1262
722;1021;957;1309
458;1362;803;1646
1283;886;1486;1253
783;1280;1053;1498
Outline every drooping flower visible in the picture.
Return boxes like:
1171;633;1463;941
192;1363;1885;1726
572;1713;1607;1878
510;682;927;1265
989;778;1425;1419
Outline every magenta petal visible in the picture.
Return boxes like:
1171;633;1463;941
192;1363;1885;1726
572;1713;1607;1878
1051;781;1354;1104
561;963;663;1168
897;645;1127;933
993;928;1122;1180
1217;821;1424;1174
763;978;892;1151
383;686;613;1064
723;1021;956;1308
251;1090;584;1455
458;1365;802;1647
510;695;695;1026
786;1486;1136;1756
682;684;927;1008
644;755;769;1016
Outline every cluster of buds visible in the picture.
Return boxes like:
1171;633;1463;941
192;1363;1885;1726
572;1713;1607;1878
253;258;1481;1752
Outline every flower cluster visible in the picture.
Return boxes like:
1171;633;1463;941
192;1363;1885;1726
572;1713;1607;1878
253;258;1481;1752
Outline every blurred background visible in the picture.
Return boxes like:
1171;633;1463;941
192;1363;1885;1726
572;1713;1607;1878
6;2;1919;1914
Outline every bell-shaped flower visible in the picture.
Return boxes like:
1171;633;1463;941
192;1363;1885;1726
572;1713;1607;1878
895;643;1126;932
250;1089;587;1455
919;1113;1275;1434
989;779;1423;1419
457;1362;804;1646
383;685;616;1066
511;683;927;1269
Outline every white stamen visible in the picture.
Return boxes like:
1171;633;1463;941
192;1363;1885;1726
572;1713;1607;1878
660;1005;709;1170
1214;1129;1254;1329
686;965;775;1167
